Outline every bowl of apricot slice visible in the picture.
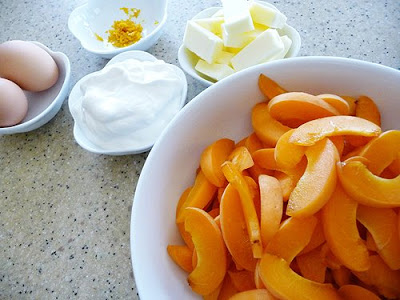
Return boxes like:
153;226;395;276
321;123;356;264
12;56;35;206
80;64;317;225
130;56;400;299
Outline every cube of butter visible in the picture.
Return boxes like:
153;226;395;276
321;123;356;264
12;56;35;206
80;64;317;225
231;28;284;71
195;59;235;81
221;0;254;35
249;1;287;29
183;20;224;64
268;35;292;61
215;51;235;65
195;17;225;37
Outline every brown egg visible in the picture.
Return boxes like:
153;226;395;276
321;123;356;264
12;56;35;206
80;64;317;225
0;40;59;92
0;78;28;127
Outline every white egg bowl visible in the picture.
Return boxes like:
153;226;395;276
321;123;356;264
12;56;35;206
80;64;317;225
178;1;301;86
68;0;168;59
68;50;187;156
130;57;400;299
0;41;71;135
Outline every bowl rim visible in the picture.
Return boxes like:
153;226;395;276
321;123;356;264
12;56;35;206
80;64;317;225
68;50;188;155
67;0;168;57
178;1;301;86
0;41;71;134
130;56;400;299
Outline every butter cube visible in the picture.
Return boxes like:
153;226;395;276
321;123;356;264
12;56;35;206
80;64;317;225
195;17;225;37
212;9;224;18
268;35;292;61
249;1;287;29
231;29;284;71
183;20;224;64
221;0;254;35
195;59;235;81
222;25;253;48
215;51;235;65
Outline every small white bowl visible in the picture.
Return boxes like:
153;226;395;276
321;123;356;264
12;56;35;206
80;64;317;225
0;41;71;135
68;50;188;156
68;0;168;59
178;1;301;86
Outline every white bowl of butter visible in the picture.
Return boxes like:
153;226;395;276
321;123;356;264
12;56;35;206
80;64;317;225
68;51;187;155
178;0;301;86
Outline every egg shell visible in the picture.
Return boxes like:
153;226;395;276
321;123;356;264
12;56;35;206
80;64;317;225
0;78;28;127
0;40;59;92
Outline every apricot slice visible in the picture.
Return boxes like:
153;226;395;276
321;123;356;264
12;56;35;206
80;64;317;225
176;171;217;222
176;187;191;218
388;155;400;175
341;95;357;115
355;95;381;126
177;222;194;250
274;129;305;169
228;270;256;292
221;161;263;258
289;116;381;146
359;130;400;175
218;274;239;300
322;184;370;271
268;92;340;123
243;132;264;154
274;158;307;201
184;207;227;295
338;285;381;300
357;205;400;270
352;254;400;299
265;215;317;263
167;245;193;273
252;102;291;146
299;213;326;255
252;148;280;171
332;267;352;287
258;74;287;100
200;138;235;187
258;175;283;246
318;93;350;115
220;184;257;272
296;245;327;283
230;289;277;300
254;261;266;289
287;138;339;217
259;253;342;300
228;146;254;172
337;160;400;208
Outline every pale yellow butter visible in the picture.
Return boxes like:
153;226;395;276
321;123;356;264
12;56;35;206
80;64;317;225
195;59;235;81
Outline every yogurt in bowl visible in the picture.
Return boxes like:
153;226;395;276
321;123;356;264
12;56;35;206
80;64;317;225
68;51;187;155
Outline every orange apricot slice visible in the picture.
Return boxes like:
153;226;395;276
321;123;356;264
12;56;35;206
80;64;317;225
200;138;235;187
230;289;277;300
289;116;381;146
318;93;351;115
341;95;357;115
259;253;342;300
287;138;339;217
299;213;326;255
228;270;256;292
274;129;305;170
176;171;217;222
252;102;291;146
228;146;254;172
177;222;194;250
218;274;239;300
252;148;280;171
329;135;345;157
184;207;227;295
254;261;266;289
258;175;283;246
258;74;287;100
243;132;264;154
359;130;400;175
355;95;381;126
388;155;400;175
357;205;400;270
221;161;263;258
268;92;340;123
274;158;307;201
338;284;381;300
332;267;352;287
321;184;370;271
352;254;400;299
296;245;327;283
220;184;257;272
265;215;317;263
167;245;194;273
176;187;191;218
337;160;400;208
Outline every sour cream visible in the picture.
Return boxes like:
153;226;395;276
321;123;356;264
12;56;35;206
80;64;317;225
69;58;186;152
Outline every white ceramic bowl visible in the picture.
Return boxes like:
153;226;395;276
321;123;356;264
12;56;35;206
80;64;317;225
68;50;187;155
130;57;400;299
0;41;71;135
68;0;168;59
178;1;301;86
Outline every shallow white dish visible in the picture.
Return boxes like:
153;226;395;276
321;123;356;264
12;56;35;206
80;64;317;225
0;41;71;135
178;1;301;86
68;0;167;59
130;57;400;299
68;50;187;155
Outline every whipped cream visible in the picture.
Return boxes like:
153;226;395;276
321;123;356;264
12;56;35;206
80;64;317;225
70;58;186;152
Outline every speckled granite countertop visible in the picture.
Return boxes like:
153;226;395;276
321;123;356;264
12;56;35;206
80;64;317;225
0;0;399;299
